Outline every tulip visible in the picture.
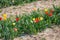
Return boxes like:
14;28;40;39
40;17;43;21
0;17;2;21
3;17;7;20
44;8;48;12
3;13;7;17
33;18;35;21
12;23;16;26
2;14;7;20
34;18;39;23
45;11;48;15
14;28;17;32
48;13;53;16
16;18;19;22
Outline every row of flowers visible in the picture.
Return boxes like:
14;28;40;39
0;6;60;40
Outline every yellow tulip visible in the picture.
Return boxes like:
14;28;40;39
2;14;7;20
44;8;48;12
3;13;7;17
33;18;35;21
40;17;43;21
3;17;7;20
12;23;16;26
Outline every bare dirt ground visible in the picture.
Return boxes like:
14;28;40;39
0;1;60;16
0;0;60;40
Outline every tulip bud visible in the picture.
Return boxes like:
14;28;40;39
44;8;48;12
40;17;43;21
12;23;16;26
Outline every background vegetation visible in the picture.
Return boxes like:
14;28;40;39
0;0;37;8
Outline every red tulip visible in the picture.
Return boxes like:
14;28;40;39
16;18;19;22
49;13;53;16
45;11;48;15
34;18;39;23
0;17;2;21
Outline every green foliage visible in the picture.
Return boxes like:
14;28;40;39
53;5;60;24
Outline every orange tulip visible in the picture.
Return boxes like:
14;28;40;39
34;18;39;23
45;11;49;15
48;13;53;16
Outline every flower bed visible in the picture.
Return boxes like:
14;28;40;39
0;5;60;40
